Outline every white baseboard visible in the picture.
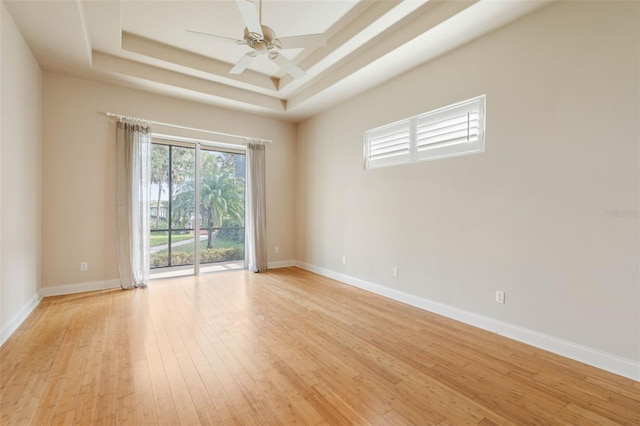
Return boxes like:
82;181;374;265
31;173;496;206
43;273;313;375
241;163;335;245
39;279;120;297
1;293;41;346
295;261;640;382
268;260;297;269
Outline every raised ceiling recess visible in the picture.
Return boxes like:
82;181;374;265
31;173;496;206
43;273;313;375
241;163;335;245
4;0;550;121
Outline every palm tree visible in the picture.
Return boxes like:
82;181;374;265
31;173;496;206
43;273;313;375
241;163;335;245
150;144;169;228
150;144;196;230
199;153;244;248
170;152;244;249
169;147;195;229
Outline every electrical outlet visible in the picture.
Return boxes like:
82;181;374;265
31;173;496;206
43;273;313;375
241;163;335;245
496;290;505;304
80;262;88;271
392;267;398;277
274;246;280;254
342;256;347;265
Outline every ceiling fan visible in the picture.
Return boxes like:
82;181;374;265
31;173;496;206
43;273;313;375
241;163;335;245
187;0;326;79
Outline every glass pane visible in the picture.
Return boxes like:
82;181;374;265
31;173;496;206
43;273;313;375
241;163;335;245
150;144;169;231
150;230;169;268
199;150;245;266
170;146;196;229
199;228;245;264
149;143;198;278
169;230;195;266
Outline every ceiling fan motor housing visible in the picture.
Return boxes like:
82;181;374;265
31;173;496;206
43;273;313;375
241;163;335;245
244;25;279;54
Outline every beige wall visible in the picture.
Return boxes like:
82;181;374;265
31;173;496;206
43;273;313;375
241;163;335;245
41;73;296;288
1;2;42;336
296;1;639;361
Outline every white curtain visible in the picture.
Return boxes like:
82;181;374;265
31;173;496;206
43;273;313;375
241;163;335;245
116;118;151;289
246;142;267;272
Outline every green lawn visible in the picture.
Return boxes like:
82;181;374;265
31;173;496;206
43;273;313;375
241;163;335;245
150;233;194;247
152;238;243;255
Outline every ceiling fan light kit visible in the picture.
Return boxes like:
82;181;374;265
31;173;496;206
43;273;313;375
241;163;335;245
187;0;326;79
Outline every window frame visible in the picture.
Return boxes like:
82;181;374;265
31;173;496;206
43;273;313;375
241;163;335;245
364;95;486;169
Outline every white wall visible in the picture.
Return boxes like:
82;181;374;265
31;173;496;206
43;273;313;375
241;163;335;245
0;2;42;343
41;73;296;290
297;1;639;368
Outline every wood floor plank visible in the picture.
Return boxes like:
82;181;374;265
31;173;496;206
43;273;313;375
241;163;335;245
319;369;392;417
1;267;638;425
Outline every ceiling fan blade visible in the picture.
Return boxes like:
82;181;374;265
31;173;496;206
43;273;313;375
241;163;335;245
185;30;245;45
278;34;326;49
235;0;263;37
230;51;257;74
270;52;305;79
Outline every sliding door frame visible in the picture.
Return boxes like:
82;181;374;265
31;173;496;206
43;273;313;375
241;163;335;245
151;133;246;277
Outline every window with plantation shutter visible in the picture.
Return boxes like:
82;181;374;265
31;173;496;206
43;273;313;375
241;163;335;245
364;120;411;168
364;95;485;169
416;97;483;161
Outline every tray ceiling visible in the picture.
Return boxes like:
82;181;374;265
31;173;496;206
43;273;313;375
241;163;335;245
4;0;549;122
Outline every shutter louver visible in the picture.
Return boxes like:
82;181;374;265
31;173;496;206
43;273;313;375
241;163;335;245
417;112;479;150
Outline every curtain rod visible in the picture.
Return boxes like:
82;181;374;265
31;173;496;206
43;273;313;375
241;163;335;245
105;112;271;144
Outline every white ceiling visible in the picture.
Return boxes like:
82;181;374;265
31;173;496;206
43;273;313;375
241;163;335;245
4;0;550;122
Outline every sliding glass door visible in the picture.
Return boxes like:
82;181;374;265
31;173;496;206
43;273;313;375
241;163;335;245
149;138;245;278
197;148;245;272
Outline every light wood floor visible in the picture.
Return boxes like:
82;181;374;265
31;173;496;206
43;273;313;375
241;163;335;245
1;267;638;425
